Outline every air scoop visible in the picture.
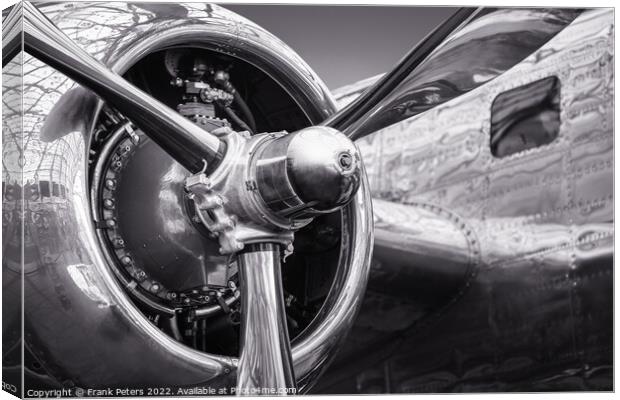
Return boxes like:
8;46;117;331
255;126;362;219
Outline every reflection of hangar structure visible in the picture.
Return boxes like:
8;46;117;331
3;54;84;199
3;53;84;283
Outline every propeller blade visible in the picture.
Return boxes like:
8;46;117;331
21;2;225;174
326;8;582;141
236;243;296;394
324;7;478;139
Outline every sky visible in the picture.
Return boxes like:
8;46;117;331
222;4;457;89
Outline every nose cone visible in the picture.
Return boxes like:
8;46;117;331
286;126;361;212
255;126;362;219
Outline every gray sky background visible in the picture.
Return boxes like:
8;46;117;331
222;4;457;89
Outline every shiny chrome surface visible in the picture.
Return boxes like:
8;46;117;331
237;244;296;394
292;171;374;390
330;8;582;139
90;125;239;315
184;124;362;253
318;8;613;392
5;1;373;392
255;126;362;217
5;1;610;394
325;7;479;137
371;199;475;306
331;74;383;108
181;121;372;389
357;8;613;222
23;2;224;174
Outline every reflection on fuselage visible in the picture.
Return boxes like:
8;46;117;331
322;8;613;393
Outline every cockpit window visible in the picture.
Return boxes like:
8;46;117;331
490;76;561;158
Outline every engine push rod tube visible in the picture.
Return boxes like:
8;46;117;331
21;2;225;174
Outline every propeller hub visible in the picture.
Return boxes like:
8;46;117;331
184;125;362;253
255;126;361;219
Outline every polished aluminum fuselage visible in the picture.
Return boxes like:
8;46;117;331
321;8;613;392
